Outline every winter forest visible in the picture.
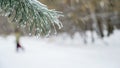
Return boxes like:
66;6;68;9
0;0;120;68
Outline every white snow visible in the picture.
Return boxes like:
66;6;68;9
0;30;120;68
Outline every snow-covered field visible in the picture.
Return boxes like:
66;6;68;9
0;30;120;68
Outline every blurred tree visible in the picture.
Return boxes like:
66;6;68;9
39;0;120;42
0;16;14;35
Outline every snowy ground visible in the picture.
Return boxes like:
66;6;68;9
0;30;120;68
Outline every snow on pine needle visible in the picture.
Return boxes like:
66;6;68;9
0;0;63;36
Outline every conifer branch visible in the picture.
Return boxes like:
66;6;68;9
0;0;63;36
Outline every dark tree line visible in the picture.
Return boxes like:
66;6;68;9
40;0;120;39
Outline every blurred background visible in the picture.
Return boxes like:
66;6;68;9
0;0;120;41
0;1;120;68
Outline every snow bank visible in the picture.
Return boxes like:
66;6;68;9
0;30;120;68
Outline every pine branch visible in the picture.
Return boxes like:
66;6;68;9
0;0;63;36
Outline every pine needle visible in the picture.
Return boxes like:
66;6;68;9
0;0;63;36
